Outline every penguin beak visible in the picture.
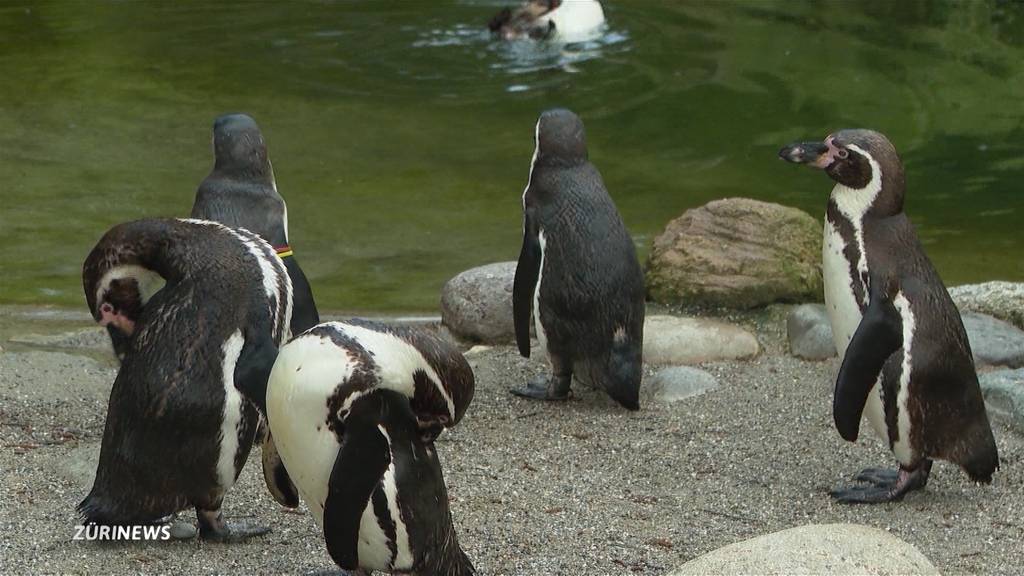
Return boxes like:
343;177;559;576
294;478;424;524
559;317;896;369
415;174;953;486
778;141;831;169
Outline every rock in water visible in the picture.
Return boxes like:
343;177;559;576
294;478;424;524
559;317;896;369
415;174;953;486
979;369;1024;433
668;524;939;576
962;312;1024;368
643;315;759;364
646;198;823;309
951;281;1024;329
787;304;836;360
440;262;517;344
645;366;719;403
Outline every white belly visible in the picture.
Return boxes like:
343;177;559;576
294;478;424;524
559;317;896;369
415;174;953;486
533;230;548;358
266;331;414;570
823;220;887;443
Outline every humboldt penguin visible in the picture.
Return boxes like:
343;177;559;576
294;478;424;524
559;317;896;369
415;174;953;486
512;108;645;410
191;112;319;337
236;320;475;574
79;217;292;540
779;129;998;503
489;0;605;42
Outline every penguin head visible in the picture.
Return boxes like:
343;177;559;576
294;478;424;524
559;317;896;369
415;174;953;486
86;264;166;339
212;113;273;179
779;129;905;215
534;108;589;168
489;0;561;39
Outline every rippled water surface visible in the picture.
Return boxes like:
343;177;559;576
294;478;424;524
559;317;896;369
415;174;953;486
1;0;1022;312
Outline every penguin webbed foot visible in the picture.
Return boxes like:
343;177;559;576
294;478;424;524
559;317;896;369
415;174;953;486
196;508;271;543
510;374;571;402
831;462;931;504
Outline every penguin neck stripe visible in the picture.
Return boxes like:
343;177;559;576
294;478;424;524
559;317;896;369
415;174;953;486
274;244;293;259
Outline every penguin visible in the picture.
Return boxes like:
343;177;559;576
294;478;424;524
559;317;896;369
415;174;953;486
512;108;645;410
236;320;475;575
488;0;605;42
79;217;292;540
779;129;999;503
191;113;320;337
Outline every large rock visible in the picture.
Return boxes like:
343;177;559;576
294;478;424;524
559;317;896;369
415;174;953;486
646;198;823;309
669;524;939;576
963;312;1024;368
787;304;836;360
643;315;759;365
979;369;1024;433
951;281;1024;329
645;366;719;403
440;262;517;344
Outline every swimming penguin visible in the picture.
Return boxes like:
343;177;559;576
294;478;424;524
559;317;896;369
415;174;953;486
512;108;645;410
237;320;475;574
80;217;292;540
779;129;999;503
489;0;605;42
191;113;320;337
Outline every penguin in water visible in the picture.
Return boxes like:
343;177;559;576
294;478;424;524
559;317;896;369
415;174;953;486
191;113;319;337
80;217;291;540
512;108;645;410
780;129;999;503
237;320;475;575
489;0;605;42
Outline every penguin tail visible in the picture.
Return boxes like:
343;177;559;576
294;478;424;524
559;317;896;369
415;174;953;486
601;327;642;411
957;418;1000;484
77;492;119;526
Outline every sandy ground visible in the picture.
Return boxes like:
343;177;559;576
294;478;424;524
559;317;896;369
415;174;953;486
0;305;1022;575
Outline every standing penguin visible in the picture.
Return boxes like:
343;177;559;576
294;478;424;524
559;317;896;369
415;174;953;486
80;217;291;540
191;113;319;336
780;130;998;503
238;320;476;575
512;108;645;410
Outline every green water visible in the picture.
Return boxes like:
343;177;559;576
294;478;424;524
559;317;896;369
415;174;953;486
1;1;1022;313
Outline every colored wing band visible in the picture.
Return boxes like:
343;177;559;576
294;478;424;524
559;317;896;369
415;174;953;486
274;245;294;259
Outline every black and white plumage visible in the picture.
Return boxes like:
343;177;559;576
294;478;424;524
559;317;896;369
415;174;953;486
512;108;645;410
780;129;998;503
80;217;292;540
238;320;475;575
191;112;319;337
488;0;605;42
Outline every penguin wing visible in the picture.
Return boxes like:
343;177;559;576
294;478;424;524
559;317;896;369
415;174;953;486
513;209;542;357
282;255;320;335
322;392;394;570
261;432;300;508
834;281;903;442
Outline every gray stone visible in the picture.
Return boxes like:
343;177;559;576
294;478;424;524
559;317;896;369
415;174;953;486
646;198;823;309
645;366;719;403
643;315;759;365
979;369;1024;433
951;281;1024;329
668;523;939;576
963;312;1024;368
440;262;517;344
786;304;836;360
60;443;101;489
169;521;198;540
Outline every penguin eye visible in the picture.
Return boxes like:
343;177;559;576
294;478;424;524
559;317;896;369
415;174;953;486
837;148;849;159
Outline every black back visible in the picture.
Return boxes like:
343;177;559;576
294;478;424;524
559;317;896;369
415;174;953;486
191;113;320;335
79;219;288;523
513;108;645;408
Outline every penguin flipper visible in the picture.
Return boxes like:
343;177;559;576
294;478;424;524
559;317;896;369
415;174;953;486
261;432;300;508
513;210;541;357
233;331;279;415
322;392;394;570
834;284;902;442
282;255;320;335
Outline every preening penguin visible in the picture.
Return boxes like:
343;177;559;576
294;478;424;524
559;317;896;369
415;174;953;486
489;0;605;42
191;112;320;336
780;129;998;503
80;217;292;540
238;320;475;574
512;108;645;410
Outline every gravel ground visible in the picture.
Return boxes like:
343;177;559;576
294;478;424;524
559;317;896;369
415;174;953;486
1;306;1022;575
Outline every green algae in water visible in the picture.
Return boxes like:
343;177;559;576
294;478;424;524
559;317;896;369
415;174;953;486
0;0;1022;313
